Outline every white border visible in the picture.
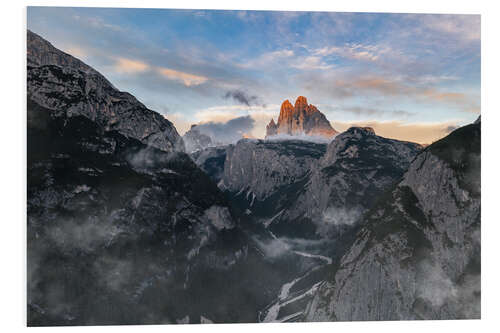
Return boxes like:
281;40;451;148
1;0;499;332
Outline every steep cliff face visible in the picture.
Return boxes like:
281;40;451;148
218;128;421;240
304;121;480;321
27;105;247;325
266;96;338;138
27;31;258;326
220;139;326;201
277;127;422;239
27;30;184;153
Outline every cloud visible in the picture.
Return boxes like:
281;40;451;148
163;112;192;135
252;236;290;258
290;56;334;70
314;43;394;63
111;57;209;87
223;89;260;106
62;45;88;59
333;120;463;144
157;67;208;86
415;14;480;43
72;14;125;32
266;133;332;144
238;49;294;68
307;74;480;113
191;104;280;139
417;260;458;308
332;106;414;118
192;116;256;144
114;57;150;74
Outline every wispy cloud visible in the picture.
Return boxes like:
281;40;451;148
238;49;295;68
223;89;261;106
72;14;125;32
290;56;334;70
313;43;394;63
305;73;480;114
157;67;208;86
28;8;480;143
333;119;464;144
110;57;208;86
114;57;150;74
327;105;414;118
415;14;480;43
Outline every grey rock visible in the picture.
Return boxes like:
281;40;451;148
217;128;421;239
220;138;326;201
304;122;481;321
27;30;184;153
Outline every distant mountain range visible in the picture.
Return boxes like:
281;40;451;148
27;30;481;326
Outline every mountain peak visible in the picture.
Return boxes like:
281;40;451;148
267;96;338;138
27;30;184;153
294;96;308;109
280;99;294;113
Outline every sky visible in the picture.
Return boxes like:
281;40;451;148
27;7;480;144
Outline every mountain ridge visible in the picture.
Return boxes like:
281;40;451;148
27;30;184;153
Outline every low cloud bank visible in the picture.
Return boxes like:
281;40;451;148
265;133;333;144
190;115;256;145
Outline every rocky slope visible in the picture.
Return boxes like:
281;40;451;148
217;128;421;240
265;96;338;138
304;120;481;321
27;31;327;326
27;30;184;153
28;29;479;325
280;127;422;239
27;102;245;325
27;31;243;326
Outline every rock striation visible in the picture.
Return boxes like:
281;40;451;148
265;96;338;138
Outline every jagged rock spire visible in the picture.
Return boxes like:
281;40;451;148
265;96;338;138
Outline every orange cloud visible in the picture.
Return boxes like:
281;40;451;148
63;46;88;59
333;120;463;144
163;112;191;135
157;67;208;86
330;76;480;113
114;57;150;74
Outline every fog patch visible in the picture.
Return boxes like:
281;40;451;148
253;236;291;258
193;116;255;145
417;260;457;308
46;217;124;253
266;133;334;144
126;146;173;170
203;205;234;230
316;206;363;237
94;256;134;292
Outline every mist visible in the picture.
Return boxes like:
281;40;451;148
192;116;256;144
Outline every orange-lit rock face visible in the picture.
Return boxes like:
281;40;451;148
266;96;338;138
